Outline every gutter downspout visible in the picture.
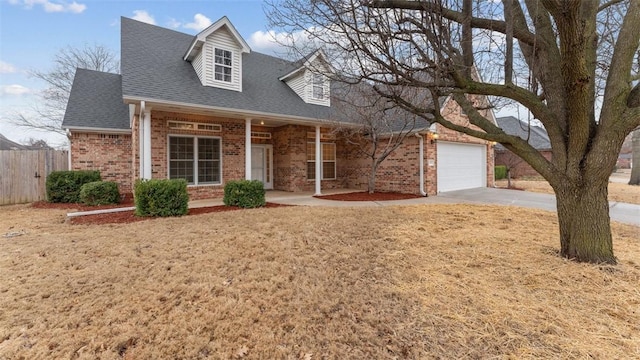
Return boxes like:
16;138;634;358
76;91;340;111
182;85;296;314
416;133;427;196
66;129;72;170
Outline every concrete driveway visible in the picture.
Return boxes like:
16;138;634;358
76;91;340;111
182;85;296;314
436;188;640;226
262;187;639;227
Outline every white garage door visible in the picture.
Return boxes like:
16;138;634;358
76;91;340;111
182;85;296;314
437;142;486;192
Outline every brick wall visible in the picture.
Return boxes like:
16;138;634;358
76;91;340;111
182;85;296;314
70;132;133;192
339;135;435;195
495;149;551;178
140;111;247;200
272;124;342;192
74;97;494;200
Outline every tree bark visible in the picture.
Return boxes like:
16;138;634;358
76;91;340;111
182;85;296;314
554;180;616;264
630;129;640;185
368;161;378;194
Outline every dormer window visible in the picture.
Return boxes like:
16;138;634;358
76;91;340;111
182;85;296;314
214;48;232;82
312;73;324;100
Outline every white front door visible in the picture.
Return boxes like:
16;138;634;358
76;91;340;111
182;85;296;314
251;145;273;189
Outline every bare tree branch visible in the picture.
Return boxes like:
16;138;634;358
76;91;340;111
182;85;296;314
11;44;119;139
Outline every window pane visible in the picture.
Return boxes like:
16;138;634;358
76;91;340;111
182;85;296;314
170;160;194;184
306;142;316;161
307;161;316;180
312;74;324;99
215;49;232;65
322;143;335;161
313;86;324;100
322;161;336;179
215;65;232;82
198;138;216;160
198;160;220;183
197;138;221;184
170;137;193;160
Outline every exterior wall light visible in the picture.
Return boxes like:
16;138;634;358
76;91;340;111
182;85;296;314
428;132;439;144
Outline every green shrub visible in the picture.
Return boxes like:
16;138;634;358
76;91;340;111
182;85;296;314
79;181;120;206
495;165;507;180
46;170;102;203
134;179;189;217
223;180;266;208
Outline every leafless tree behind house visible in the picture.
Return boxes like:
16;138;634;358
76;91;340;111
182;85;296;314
12;44;119;138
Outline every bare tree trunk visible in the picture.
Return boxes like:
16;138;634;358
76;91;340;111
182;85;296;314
630;129;640;185
368;162;378;194
554;180;615;264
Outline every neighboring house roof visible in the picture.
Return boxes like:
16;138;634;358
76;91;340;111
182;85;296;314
495;116;551;151
62;69;130;131
120;17;335;122
618;153;632;160
0;133;28;150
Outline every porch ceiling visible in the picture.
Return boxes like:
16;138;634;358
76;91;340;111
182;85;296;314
136;100;329;128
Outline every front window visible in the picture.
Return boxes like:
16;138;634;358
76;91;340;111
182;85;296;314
169;136;221;185
312;73;324;100
307;142;336;180
214;48;232;82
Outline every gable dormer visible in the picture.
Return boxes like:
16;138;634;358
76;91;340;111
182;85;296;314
184;16;250;92
280;50;332;107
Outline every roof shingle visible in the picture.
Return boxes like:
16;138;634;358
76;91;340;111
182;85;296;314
496;116;551;151
120;17;334;121
62;69;129;130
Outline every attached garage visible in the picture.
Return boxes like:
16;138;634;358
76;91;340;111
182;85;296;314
437;142;487;192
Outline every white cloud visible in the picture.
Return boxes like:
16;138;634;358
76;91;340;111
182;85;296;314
184;13;212;32
0;85;31;96
132;10;156;25
13;0;86;13
248;29;316;56
166;18;181;29
249;30;289;54
0;61;18;74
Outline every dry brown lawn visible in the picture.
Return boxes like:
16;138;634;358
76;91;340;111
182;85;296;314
1;204;639;359
496;179;640;205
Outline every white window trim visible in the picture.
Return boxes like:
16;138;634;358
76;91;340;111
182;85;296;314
168;120;221;132
307;142;336;181
167;135;223;186
214;47;233;83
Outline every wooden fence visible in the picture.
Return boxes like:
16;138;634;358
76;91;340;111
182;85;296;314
0;150;69;205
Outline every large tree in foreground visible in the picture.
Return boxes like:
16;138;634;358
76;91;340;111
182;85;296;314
12;44;119;137
267;0;640;264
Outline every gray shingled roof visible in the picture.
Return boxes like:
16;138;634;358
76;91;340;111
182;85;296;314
495;116;551;150
121;17;335;121
0;133;28;150
62;69;129;130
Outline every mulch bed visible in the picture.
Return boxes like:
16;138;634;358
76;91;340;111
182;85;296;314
32;193;135;211
315;191;423;201
68;203;291;225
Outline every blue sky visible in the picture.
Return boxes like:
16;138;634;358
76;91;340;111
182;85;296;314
0;0;283;145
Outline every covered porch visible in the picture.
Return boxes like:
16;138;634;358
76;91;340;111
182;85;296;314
131;101;351;200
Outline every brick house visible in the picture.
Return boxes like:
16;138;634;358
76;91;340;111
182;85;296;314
62;16;495;200
495;116;552;178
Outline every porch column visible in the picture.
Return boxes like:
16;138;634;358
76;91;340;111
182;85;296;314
245;118;252;180
138;115;144;179
142;106;152;179
315;125;321;196
138;101;152;180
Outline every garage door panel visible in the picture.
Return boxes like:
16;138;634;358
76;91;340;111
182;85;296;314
437;142;486;192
